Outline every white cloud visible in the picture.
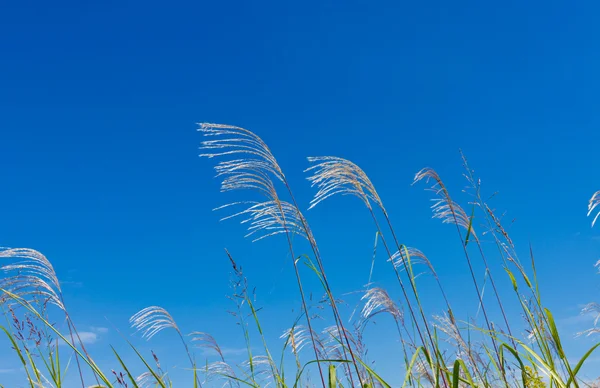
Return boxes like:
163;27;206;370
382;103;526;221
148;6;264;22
59;331;98;346
0;369;15;374
91;326;109;334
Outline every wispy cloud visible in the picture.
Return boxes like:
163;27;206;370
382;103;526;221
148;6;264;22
59;331;98;346
0;369;15;374
91;326;109;334
559;312;595;327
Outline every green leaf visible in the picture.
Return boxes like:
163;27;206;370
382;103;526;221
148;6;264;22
544;308;565;359
504;268;518;292
328;364;337;388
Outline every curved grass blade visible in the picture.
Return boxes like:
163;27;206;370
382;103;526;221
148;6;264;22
0;326;35;388
293;360;350;388
566;342;600;387
111;346;140;388
402;347;429;388
127;341;166;388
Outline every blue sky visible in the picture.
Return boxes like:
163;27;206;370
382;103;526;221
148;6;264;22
1;0;600;385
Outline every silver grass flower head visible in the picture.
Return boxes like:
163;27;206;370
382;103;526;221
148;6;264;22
414;168;477;238
433;314;464;346
136;371;168;388
199;124;316;244
582;302;600;326
360;287;402;324
321;325;358;357
280;325;312;355
414;358;435;385
589;190;600;227
205;361;239;387
305;156;384;211
190;332;224;360
217;200;313;243
241;355;275;385
389;247;436;277
577;328;600;338
130;306;180;340
0;248;65;311
199;123;284;191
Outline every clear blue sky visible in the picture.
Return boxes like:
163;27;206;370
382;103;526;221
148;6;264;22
1;0;600;385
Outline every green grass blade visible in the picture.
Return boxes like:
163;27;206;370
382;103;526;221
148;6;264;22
127;341;166;388
566;342;600;387
111;346;140;388
0;326;35;388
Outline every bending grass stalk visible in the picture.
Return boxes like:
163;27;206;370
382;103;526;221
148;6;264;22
367;209;448;386
303;156;447;384
293;360;351;388
283;189;363;387
414;171;507;385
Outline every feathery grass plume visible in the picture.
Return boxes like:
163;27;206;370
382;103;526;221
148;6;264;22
205;361;240;387
305;156;383;211
217;200;313;243
589;191;600;227
321;325;355;358
414;358;435;386
0;247;94;387
414;166;512;385
199;124;309;244
360;287;403;325
190;332;224;360
321;325;369;384
280;325;314;355
321;323;370;382
433;314;483;374
199;123;284;181
389;247;436;277
582;302;600;326
0;248;65;312
130;306;180;340
130;306;202;386
390;247;458;320
202;127;364;386
136;371;169;388
201;124;341;387
241;355;276;386
577;303;600;337
414;168;476;238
